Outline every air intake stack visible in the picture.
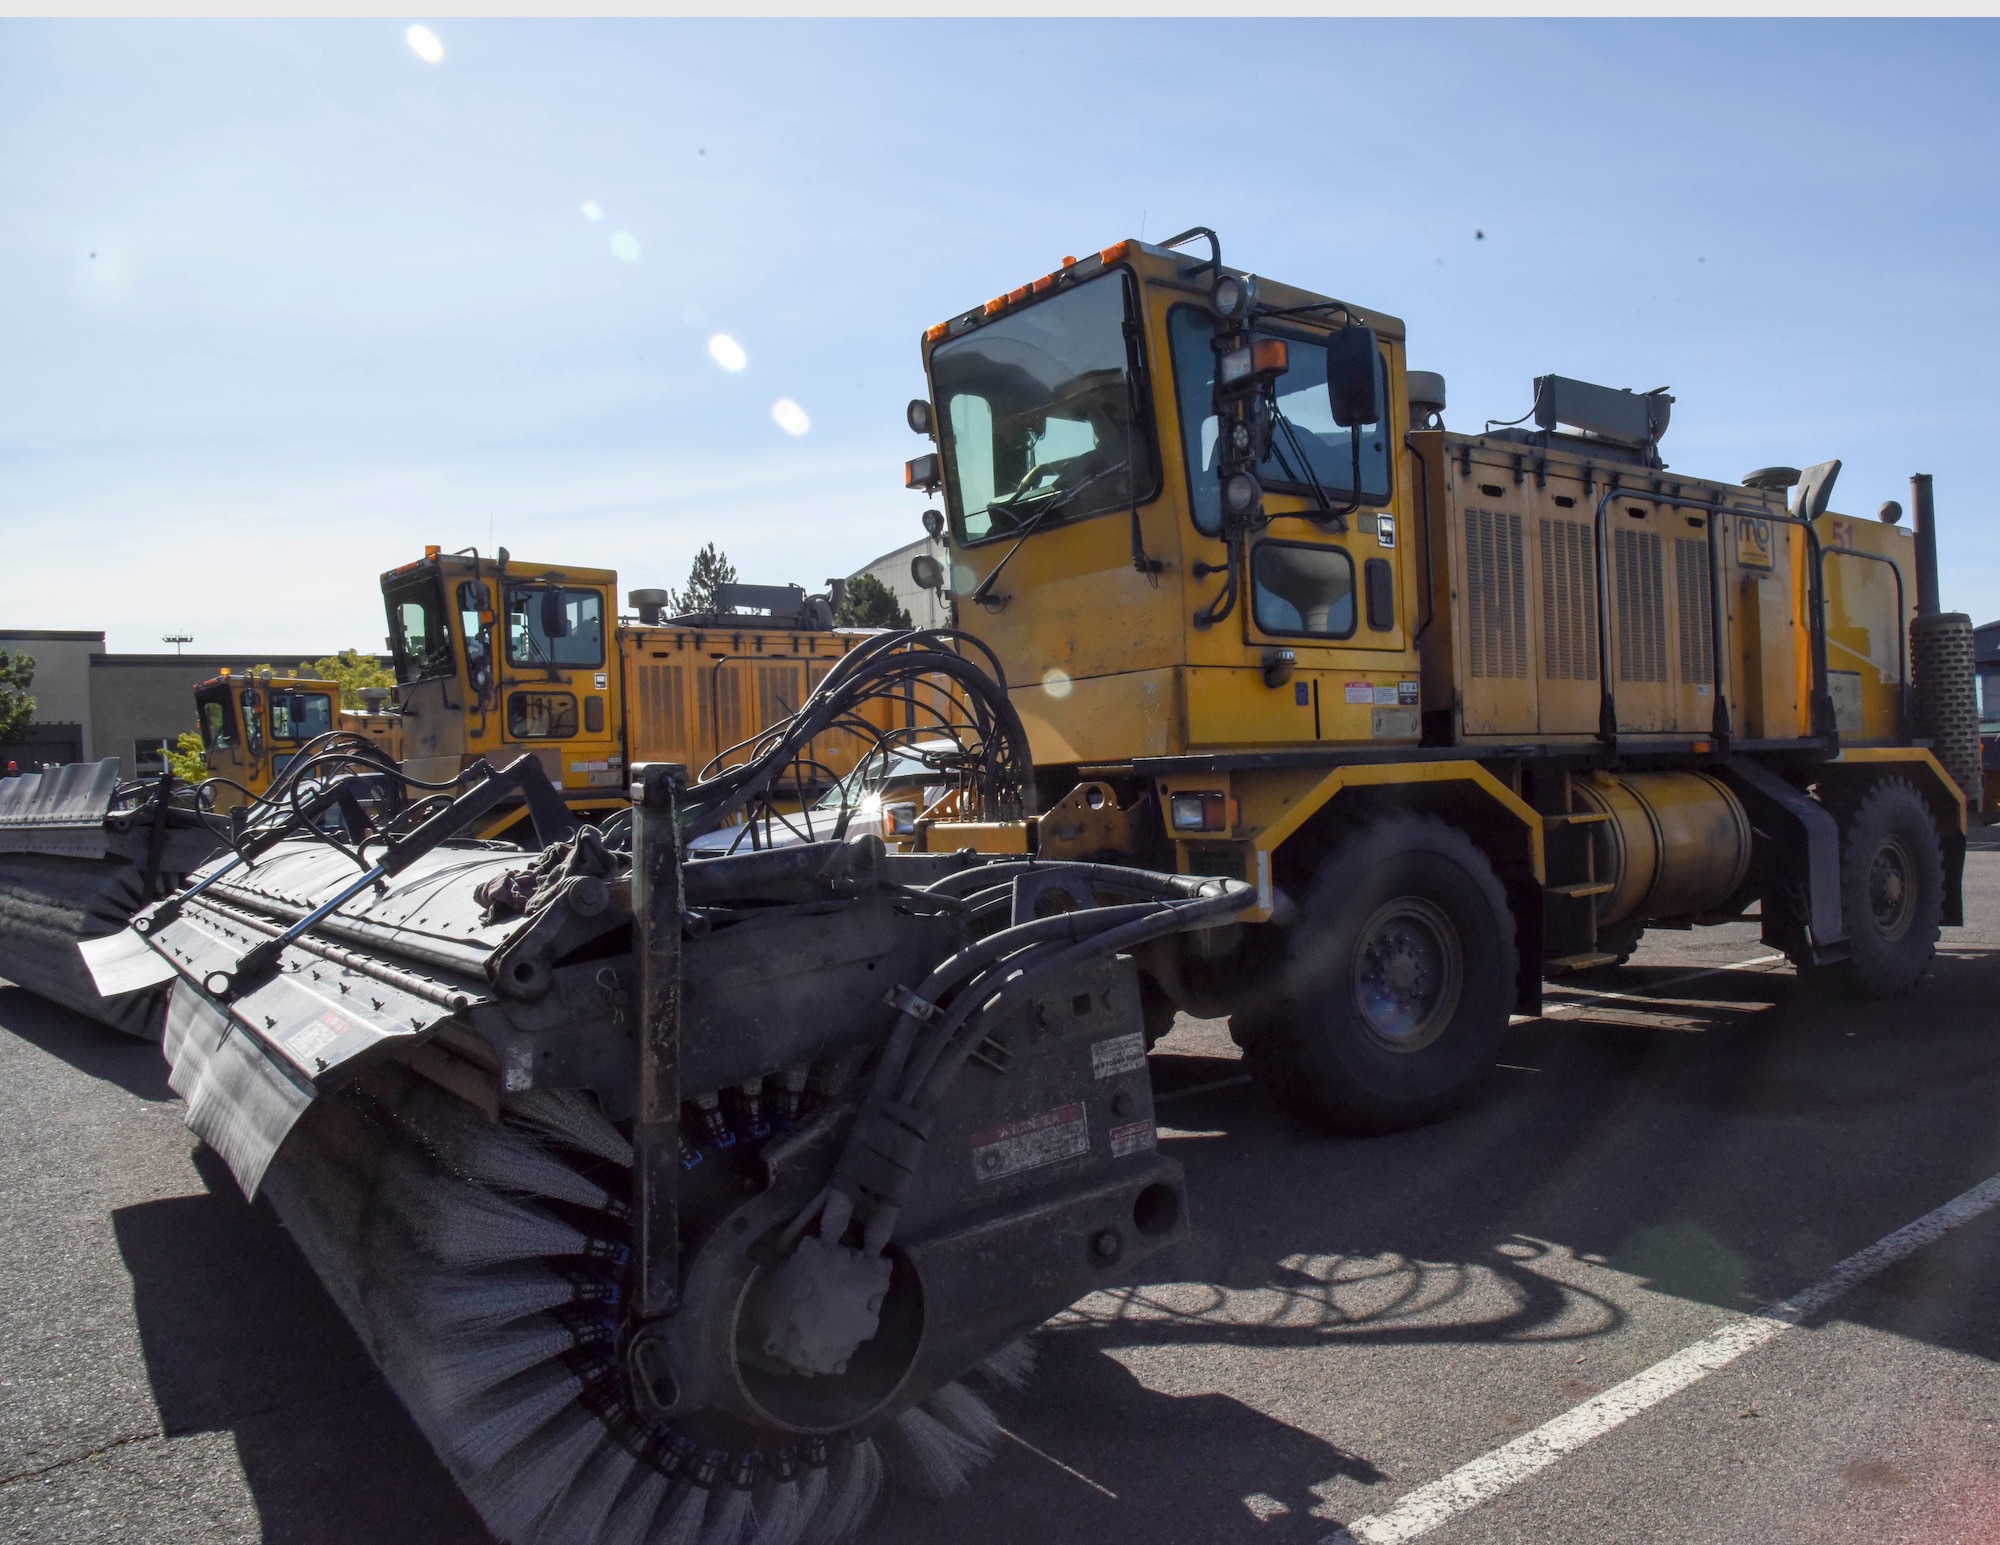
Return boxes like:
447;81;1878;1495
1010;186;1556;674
1906;474;1982;816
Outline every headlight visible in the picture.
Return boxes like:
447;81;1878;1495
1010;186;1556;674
1169;791;1227;832
1213;273;1258;319
1222;472;1263;518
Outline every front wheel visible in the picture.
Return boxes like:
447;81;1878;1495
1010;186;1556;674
1236;815;1518;1133
1813;777;1943;998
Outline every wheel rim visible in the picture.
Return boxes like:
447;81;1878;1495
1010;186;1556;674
1867;832;1918;941
1350;897;1463;1053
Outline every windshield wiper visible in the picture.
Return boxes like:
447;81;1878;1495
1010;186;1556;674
1269;407;1358;530
968;460;1130;610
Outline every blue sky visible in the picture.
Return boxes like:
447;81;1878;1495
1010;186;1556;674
3;19;1997;653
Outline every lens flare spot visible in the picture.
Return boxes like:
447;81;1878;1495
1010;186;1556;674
1042;667;1073;698
580;200;604;223
708;334;747;371
772;399;810;436
608;231;641;262
406;24;444;63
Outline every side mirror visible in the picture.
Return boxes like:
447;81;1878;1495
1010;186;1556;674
540;586;572;639
911;554;946;590
1326;324;1382;429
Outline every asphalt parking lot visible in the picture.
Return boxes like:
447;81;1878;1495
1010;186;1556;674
2;841;1997;1545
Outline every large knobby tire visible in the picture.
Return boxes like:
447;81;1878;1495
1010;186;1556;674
1236;815;1517;1134
1818;777;1943;998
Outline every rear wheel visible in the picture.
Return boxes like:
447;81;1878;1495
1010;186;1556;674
1814;777;1942;998
1236;815;1517;1133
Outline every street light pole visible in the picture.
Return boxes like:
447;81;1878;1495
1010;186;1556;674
161;634;192;656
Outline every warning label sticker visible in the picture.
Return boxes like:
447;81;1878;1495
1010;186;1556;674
1109;1120;1156;1158
287;1009;347;1062
1373;684;1399;706
972;1102;1089;1182
1091;1032;1146;1079
1344;682;1373;704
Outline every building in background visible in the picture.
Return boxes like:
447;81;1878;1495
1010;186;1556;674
0;630;101;767
0;631;363;778
850;536;949;629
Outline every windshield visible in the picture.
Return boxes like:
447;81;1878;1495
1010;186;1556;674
385;575;454;685
195;689;235;752
814;744;953;811
932;272;1154;544
1169;306;1391;536
270;692;334;741
508;586;606;669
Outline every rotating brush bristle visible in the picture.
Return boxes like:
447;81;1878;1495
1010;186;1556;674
259;1064;1015;1545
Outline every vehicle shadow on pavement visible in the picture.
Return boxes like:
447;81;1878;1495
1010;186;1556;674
112;1143;493;1545
1125;941;2000;1364
869;1345;1385;1545
0;984;174;1102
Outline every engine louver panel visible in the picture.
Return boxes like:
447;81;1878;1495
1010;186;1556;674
1614;528;1667;683
1675;537;1715;686
1465;507;1528;679
1539;518;1599;681
632;663;687;761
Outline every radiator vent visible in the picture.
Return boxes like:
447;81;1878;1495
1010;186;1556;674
632;663;687;760
1675;537;1714;686
1465;507;1528;679
1614;527;1667;683
1539;518;1599;681
756;663;806;729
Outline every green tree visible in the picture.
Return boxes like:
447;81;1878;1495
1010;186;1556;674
163;731;209;783
668;543;738;616
0;648;35;745
836;572;914;630
297;649;396;710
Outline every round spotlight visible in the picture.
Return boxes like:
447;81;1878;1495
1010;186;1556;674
906;398;933;436
1213;273;1258;320
922;508;945;540
1223;471;1262;517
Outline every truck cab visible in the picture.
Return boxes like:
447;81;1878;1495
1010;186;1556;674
193;671;340;800
382;549;626;813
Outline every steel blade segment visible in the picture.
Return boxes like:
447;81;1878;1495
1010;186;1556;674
144;893;485;1093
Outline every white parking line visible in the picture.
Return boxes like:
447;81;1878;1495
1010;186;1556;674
1537;953;1786;1018
1321;1167;2000;1545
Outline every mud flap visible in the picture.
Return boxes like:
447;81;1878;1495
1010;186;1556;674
163;985;315;1200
